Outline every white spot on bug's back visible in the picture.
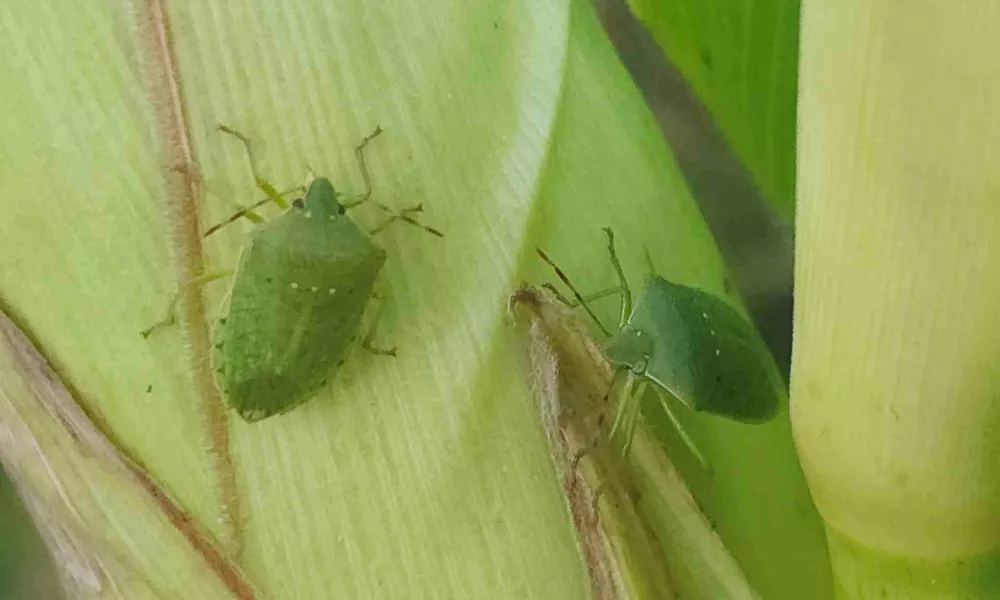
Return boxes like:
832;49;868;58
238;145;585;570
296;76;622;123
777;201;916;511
636;331;643;337
311;286;319;292
715;349;721;356
290;282;299;290
711;329;716;336
328;288;337;295
702;312;708;319
305;211;313;218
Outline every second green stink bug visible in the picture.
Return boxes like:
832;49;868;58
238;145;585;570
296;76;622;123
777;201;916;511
146;125;440;422
537;228;783;461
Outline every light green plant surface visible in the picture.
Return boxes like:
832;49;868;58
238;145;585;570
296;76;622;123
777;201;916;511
0;0;825;598
624;0;800;220
793;0;1000;597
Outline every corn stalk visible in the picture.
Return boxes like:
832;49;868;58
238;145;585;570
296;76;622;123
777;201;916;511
793;1;1000;597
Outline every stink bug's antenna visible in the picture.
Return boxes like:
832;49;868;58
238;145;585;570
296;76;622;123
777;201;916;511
655;392;711;472
204;185;305;237
536;228;634;338
370;203;445;238
536;248;611;337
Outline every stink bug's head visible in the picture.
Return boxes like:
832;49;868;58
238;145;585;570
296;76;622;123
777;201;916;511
602;324;654;374
302;177;346;219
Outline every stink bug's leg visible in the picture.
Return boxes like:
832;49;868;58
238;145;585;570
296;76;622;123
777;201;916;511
568;367;624;473
217;124;290;210
394;203;425;214
588;484;609;525
541;284;626;315
611;378;646;456
170;161;267;232
341;126;384;209
188;269;235;285
361;295;397;357
641;245;658;279
367;213;399;235
568;447;608;527
601;227;632;330
599;368;625;435
608;372;637;441
204;185;305;238
140;269;234;338
333;125;445;236
362;339;397;357
140;295;179;339
656;391;711;472
569;439;601;473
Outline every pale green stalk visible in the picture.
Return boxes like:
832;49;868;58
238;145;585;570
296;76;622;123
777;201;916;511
793;1;1000;597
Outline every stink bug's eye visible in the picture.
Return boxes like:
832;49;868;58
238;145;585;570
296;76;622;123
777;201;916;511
337;204;347;215
630;356;650;375
292;198;306;209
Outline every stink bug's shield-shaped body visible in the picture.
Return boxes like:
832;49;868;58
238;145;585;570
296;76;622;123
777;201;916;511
602;276;782;423
214;178;385;422
537;228;784;464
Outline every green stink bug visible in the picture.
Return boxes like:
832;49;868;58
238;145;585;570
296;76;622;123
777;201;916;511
146;125;441;422
537;228;783;461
